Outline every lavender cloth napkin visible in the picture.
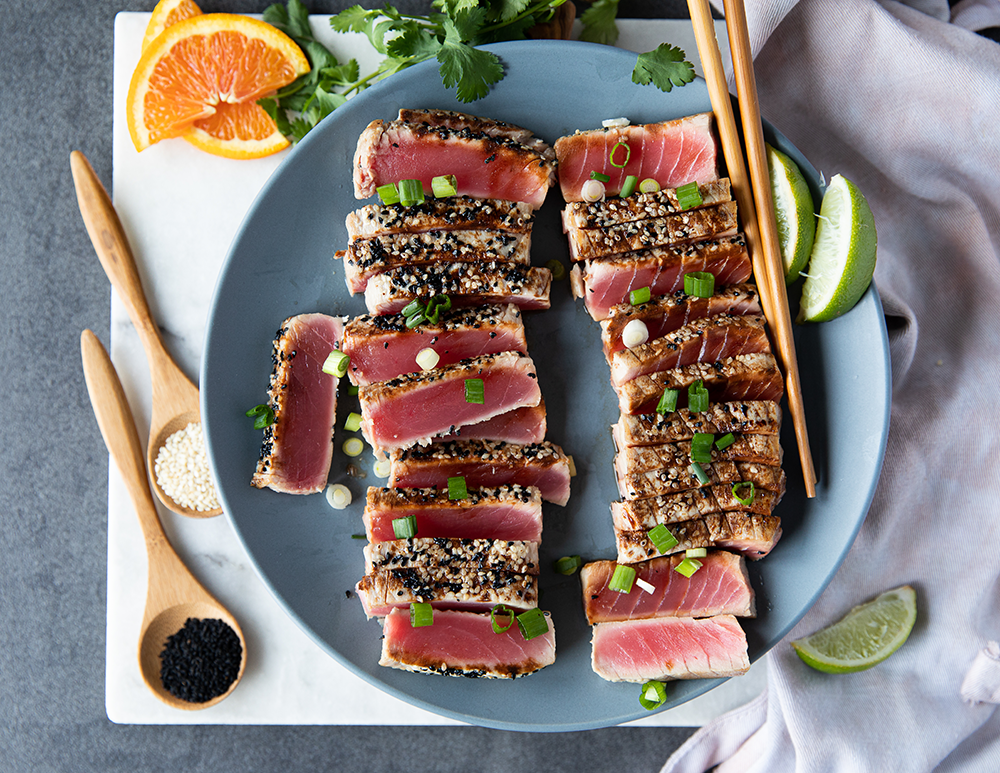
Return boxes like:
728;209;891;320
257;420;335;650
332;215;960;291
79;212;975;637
661;1;1000;770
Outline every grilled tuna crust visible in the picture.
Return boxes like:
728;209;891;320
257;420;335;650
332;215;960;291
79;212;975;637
618;460;786;500
364;537;540;575
357;565;538;611
614;433;783;477
390;438;567;466
562;179;732;230
397;108;551;151
612;401;781;447
347;196;534;238
366;483;542;510
615;512;782;562
610;486;782;530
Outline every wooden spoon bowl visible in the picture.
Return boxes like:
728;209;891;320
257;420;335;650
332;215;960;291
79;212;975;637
71;150;222;518
81;329;246;709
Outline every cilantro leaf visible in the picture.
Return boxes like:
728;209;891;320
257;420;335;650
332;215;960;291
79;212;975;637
439;17;504;102
632;43;696;92
330;5;377;34
579;0;619;46
386;22;444;61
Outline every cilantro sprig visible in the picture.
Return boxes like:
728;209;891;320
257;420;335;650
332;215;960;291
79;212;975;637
258;0;695;143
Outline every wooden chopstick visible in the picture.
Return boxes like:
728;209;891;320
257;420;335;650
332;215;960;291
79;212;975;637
686;0;818;497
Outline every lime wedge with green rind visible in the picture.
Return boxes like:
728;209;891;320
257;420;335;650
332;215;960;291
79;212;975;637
797;173;878;323
767;143;816;283
791;585;916;674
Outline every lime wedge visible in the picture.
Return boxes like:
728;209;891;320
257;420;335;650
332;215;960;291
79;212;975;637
797;173;877;322
791;585;916;673
766;143;816;283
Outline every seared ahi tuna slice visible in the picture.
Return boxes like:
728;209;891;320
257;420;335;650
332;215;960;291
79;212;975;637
251;313;343;494
602;285;762;356
359;351;541;451
566;201;738;261
618;460;786;500
562;179;732;230
581;551;755;625
433;400;547;445
389;439;571;506
555;113;719;202
397;109;550;151
612;401;781;448
364;537;540;575
615;512;782;562
356;564;538;617
341;304;527;386
609;315;771;386
365;261;552;314
346;197;534;239
611;486;782;531
379;607;556;678
590;615;750;682
363;485;543;543
353;114;556;208
341;229;532;294
614;434;782;477
570;236;751;321
616;352;784;415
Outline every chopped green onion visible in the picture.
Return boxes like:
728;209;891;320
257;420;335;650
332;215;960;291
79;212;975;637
351;533;366;539
647;523;679;553
405;312;426;329
688;380;709;412
410;602;433;627
635;577;656;594
715;432;736;450
398;178;424;206
322;350;350;378
656;388;679;415
490;603;516;633
245;403;274;430
428;293;451;313
424;305;442;325
554;555;583;575
431;174;457;198
622;319;649;349
732;481;756;506
690;461;710;485
325;483;352;509
619;174;638;198
609;139;631;168
639;178;661;194
683;271;715;298
401;299;424;318
347;384;359;396
581;178;605;202
516;608;549;640
376;182;400;205
373;458;391;478
675;181;703;210
447;475;468;500
675;557;703;578
342;437;364;457
608;564;637;593
567;455;577;477
629;286;651;306
545;259;566;280
589;171;611;183
685;548;708;558
392;515;418;539
639;680;667;710
344;411;362;432
415;347;439;371
690;432;714;464
464;378;485;404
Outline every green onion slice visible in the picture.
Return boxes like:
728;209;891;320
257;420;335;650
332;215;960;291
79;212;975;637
347;384;359;396
490;603;516;633
464;378;485;404
391;515;418;539
639;178;661;194
589;170;611;183
322;350;350;378
609;139;631;168
688;380;709;413
342;437;364;457
656;388;679;415
629;286;651;306
675;181;703;210
608;564;637;593
546;259;566;280
429;293;451;313
690;461;710;485
554;555;583;575
447;475;468;500
245;404;274;430
685;547;708;558
376;182;400;205
344;411;362;432
675;557;703;578
715;432;736;450
405;312;426;329
732;481;756;506
431;174;457;198
410;602;433;628
401;299;424;318
619;174;638;198
516;608;549;640
639;680;667;710
683;271;716;298
647;523;679;553
689;432;714;464
398;178;424;206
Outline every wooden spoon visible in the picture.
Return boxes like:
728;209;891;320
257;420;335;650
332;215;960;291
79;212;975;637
81;329;246;710
70;150;222;517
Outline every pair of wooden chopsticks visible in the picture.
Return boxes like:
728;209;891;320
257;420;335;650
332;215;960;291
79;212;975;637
686;0;818;497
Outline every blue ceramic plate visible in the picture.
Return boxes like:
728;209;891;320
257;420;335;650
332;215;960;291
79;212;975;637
202;40;890;732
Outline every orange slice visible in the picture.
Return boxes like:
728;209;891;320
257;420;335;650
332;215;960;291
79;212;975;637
141;0;203;51
127;13;309;156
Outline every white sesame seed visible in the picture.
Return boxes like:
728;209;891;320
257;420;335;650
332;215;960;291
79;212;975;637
153;422;220;512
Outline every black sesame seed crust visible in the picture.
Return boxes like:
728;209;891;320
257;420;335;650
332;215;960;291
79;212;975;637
346;196;534;238
563;178;733;229
158;618;242;703
364;537;539;575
